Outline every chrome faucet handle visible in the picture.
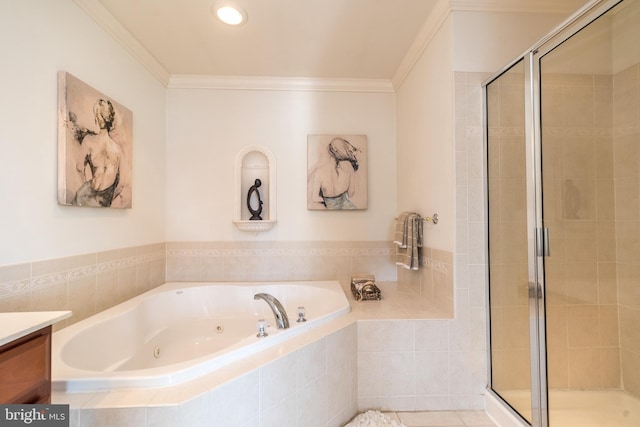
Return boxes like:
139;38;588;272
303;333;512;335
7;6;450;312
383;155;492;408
256;319;268;338
297;306;307;322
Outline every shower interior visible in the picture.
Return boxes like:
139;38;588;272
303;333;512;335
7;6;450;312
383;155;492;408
485;0;640;426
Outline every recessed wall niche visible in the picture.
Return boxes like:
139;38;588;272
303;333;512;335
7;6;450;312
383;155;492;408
233;145;276;231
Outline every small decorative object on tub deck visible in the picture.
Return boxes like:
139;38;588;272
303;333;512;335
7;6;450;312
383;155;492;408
351;274;381;301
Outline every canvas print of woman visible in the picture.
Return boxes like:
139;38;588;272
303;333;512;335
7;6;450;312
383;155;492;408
307;134;367;210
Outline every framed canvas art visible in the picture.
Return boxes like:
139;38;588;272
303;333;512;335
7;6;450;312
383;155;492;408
57;71;133;208
307;134;367;210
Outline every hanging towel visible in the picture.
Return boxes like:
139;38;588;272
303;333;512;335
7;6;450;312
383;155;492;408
393;211;411;248
393;212;423;270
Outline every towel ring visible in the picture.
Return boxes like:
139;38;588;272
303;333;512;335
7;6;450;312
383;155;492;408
394;213;439;225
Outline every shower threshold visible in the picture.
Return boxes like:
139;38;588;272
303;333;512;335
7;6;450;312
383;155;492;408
491;389;640;427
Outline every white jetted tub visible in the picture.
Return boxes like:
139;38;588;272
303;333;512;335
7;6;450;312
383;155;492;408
52;281;350;393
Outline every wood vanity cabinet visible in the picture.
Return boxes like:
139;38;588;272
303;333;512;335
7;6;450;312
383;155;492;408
0;326;52;404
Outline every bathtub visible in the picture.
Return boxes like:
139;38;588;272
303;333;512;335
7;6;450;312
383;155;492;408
52;280;350;393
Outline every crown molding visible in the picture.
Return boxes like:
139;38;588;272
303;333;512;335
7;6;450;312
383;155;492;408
392;0;452;90
449;0;584;14
167;75;395;93
72;0;170;86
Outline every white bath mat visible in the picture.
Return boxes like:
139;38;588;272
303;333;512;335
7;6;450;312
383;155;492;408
344;410;407;427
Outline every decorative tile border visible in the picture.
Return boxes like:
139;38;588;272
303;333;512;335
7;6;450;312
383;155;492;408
487;126;524;137
166;245;392;258
1;243;396;300
0;279;30;299
0;247;166;300
423;256;449;273
0;241;449;319
490;125;616;139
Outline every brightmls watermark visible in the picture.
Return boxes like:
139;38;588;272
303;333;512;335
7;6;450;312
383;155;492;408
0;405;69;427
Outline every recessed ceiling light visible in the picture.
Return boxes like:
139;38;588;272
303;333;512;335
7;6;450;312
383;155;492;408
214;4;247;26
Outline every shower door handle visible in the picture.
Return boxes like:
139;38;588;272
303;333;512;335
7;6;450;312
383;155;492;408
536;227;551;257
543;227;550;256
528;282;542;299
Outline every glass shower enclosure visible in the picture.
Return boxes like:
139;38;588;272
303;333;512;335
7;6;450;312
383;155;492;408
485;0;640;426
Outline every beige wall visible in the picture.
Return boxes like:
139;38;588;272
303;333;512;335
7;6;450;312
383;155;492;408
396;15;455;253
0;0;167;267
452;9;582;73
165;87;398;243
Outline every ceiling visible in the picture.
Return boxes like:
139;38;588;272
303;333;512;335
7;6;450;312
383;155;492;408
84;0;588;86
94;0;439;81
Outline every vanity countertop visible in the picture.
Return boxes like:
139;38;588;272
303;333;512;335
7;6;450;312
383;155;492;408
0;311;72;347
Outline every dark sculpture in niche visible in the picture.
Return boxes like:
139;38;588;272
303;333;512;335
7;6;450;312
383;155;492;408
247;179;263;220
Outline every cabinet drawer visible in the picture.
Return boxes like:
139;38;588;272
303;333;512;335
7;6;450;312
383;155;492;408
0;327;51;404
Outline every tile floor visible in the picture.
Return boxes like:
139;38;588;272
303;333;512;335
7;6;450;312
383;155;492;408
384;411;497;427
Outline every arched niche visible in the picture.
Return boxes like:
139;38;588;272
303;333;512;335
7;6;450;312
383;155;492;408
233;145;276;231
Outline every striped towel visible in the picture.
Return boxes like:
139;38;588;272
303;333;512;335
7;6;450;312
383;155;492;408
393;212;423;270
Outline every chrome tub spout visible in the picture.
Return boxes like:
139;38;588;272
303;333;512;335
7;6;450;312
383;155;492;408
254;293;290;329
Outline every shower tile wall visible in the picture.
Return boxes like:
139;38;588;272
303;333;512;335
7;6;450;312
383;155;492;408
541;71;620;391
488;62;640;397
487;67;631;394
614;62;640;398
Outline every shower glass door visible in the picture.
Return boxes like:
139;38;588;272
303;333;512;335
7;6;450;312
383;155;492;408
486;1;640;426
537;0;640;425
486;59;534;424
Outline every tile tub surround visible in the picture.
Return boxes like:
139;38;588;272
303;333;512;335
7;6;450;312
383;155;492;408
0;244;166;330
57;312;359;427
0;240;455;326
396;247;454;317
53;281;486;427
167;240;454;317
165;240;398;283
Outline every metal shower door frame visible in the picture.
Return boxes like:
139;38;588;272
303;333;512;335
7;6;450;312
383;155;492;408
484;0;626;426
